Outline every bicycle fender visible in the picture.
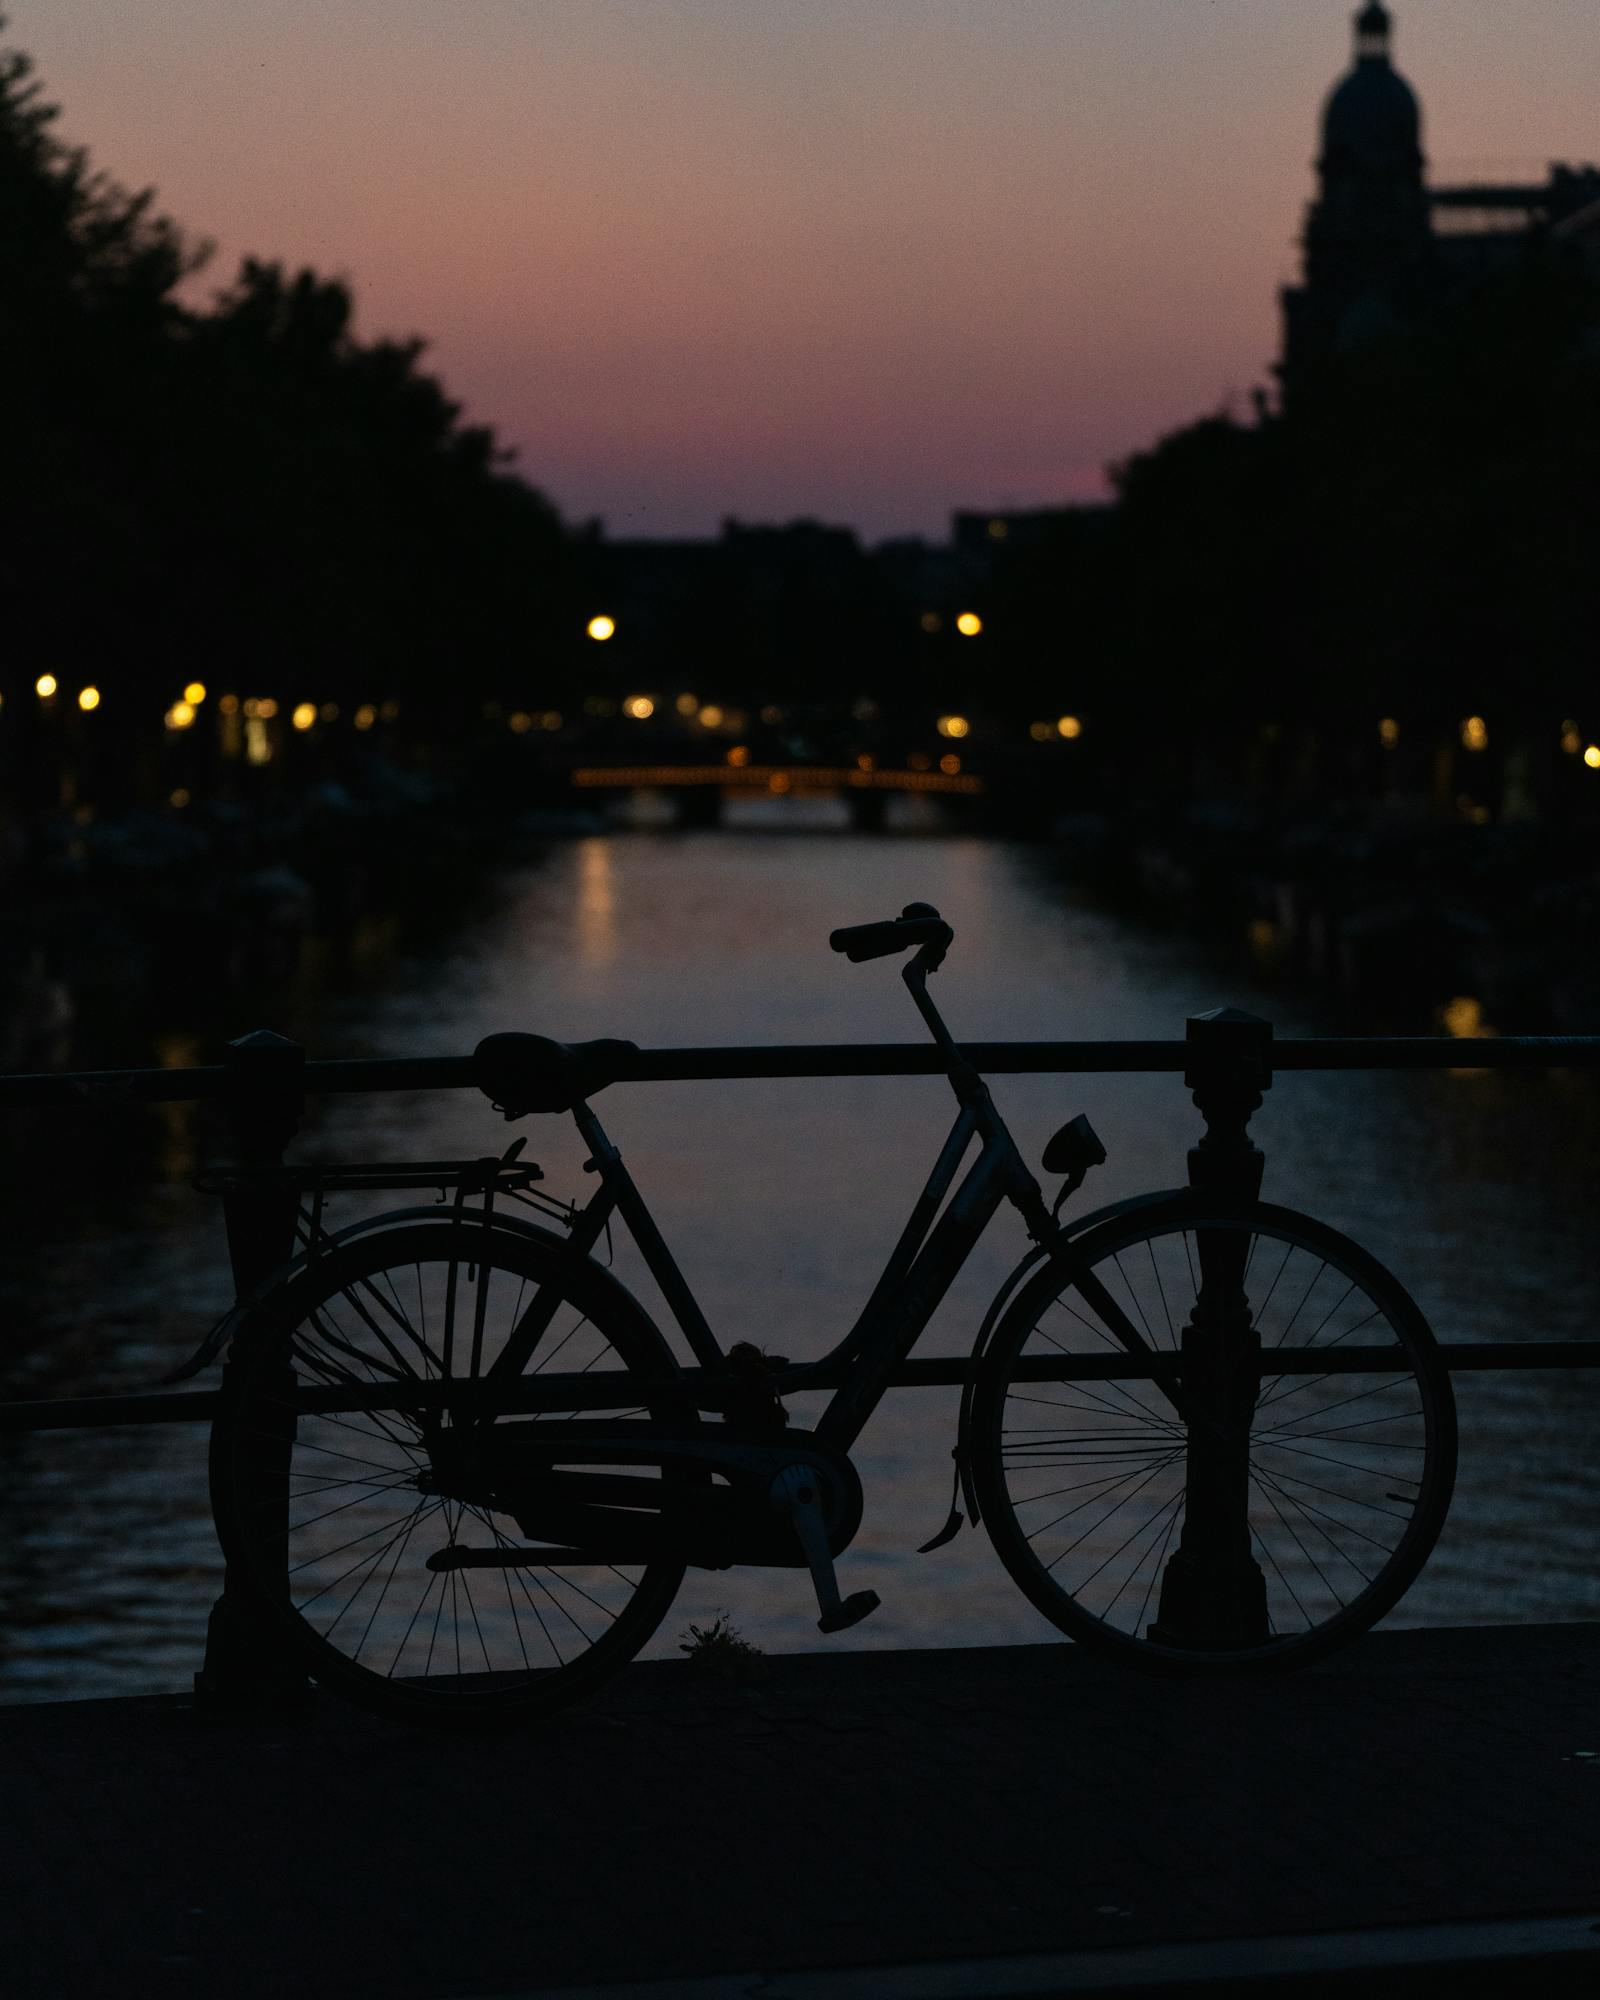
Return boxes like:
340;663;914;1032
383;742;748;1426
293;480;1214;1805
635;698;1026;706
164;1208;676;1384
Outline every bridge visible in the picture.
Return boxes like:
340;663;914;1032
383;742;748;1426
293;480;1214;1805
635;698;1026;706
568;757;984;828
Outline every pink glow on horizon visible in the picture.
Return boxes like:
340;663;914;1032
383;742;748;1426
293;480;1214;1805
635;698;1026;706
15;0;1598;537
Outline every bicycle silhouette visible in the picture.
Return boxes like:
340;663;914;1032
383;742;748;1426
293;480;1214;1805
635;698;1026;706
202;905;1456;1725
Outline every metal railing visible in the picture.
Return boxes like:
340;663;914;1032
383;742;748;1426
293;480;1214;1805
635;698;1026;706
4;1013;1599;1435
3;1012;1597;1695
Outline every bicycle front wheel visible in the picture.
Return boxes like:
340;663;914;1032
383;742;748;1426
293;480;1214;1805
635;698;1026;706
210;1220;690;1726
972;1199;1456;1673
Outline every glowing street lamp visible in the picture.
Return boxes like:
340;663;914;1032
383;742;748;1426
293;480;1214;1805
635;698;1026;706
936;714;970;740
77;686;101;712
955;612;983;638
35;674;57;699
586;615;617;642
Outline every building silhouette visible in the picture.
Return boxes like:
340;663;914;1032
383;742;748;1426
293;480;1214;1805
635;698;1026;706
1279;2;1600;401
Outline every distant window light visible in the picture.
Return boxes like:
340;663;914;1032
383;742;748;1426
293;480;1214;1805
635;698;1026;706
986;518;1009;540
1460;715;1488;752
1379;717;1400;748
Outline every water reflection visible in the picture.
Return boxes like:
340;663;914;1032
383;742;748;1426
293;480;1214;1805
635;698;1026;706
1;823;1596;1700
577;836;617;963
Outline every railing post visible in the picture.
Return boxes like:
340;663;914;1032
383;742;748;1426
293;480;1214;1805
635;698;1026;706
194;1030;313;1707
1150;1006;1273;1649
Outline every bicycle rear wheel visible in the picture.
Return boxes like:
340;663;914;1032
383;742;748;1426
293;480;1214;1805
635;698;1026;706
972;1199;1456;1673
210;1220;690;1725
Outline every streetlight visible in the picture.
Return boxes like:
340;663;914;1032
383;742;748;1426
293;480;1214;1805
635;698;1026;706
587;615;617;642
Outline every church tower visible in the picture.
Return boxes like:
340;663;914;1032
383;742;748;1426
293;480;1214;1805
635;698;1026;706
1280;4;1433;402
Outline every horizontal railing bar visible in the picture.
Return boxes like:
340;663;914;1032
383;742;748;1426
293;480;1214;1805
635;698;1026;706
1;1390;225;1431
3;1035;1599;1109
6;1340;1595;1431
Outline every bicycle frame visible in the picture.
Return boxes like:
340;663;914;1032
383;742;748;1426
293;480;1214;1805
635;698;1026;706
487;959;1053;1457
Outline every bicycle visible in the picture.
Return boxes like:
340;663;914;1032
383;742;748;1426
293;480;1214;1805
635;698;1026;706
201;903;1457;1725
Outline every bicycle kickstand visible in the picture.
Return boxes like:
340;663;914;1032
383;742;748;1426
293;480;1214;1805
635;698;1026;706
770;1464;880;1634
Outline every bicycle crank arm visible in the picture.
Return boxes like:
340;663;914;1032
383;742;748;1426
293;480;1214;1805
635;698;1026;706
771;1463;879;1634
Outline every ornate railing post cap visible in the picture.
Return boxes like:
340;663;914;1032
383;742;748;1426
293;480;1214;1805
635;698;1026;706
1184;1007;1274;1090
226;1029;303;1057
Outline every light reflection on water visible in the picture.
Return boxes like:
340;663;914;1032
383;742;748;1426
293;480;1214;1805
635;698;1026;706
2;817;1597;1700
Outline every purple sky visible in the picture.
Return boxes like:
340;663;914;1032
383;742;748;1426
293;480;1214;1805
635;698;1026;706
16;1;1598;538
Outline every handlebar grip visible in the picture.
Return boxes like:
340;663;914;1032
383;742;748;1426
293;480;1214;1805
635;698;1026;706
829;905;950;963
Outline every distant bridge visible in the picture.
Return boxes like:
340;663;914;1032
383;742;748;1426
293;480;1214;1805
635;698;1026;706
568;761;982;828
569;763;982;796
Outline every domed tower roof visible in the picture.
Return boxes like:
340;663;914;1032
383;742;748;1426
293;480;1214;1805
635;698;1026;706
1321;1;1423;179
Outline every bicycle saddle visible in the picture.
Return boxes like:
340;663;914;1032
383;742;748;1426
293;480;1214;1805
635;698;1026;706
474;1032;640;1116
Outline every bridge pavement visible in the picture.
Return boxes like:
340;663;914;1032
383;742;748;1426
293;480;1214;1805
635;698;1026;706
4;1625;1597;1998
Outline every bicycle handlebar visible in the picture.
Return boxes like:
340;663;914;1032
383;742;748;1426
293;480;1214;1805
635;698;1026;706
829;903;952;964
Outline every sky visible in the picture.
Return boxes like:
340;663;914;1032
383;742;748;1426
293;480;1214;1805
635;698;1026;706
12;1;1599;539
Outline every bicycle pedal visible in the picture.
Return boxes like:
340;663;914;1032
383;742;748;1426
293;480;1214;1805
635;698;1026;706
818;1590;880;1635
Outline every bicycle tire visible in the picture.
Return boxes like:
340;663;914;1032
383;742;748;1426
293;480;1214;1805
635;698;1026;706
210;1219;691;1725
971;1197;1456;1673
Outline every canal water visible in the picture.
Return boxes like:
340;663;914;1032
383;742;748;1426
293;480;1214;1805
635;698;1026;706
3;803;1597;1700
